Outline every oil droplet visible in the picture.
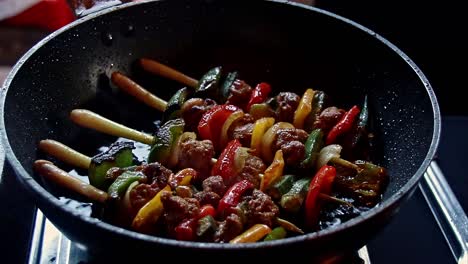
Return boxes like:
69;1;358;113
101;32;113;46
123;24;135;37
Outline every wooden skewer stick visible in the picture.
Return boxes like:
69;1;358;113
39;139;91;170
70;109;154;145
111;72;167;112
34;160;108;203
140;58;198;88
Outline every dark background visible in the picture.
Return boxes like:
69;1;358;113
317;0;467;116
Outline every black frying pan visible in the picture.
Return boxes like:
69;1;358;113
0;0;440;262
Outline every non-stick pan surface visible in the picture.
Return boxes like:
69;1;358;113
0;0;440;261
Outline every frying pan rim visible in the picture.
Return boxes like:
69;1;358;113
0;0;441;250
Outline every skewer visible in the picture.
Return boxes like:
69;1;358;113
111;72;167;112
34;159;108;203
39;140;91;169
139;58;198;88
70;109;154;145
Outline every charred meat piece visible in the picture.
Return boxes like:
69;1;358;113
228;114;254;146
177;138;215;181
141;162;173;190
202;175;227;196
276;92;301;122
275;128;308;166
194;191;221;207
233;155;266;188
243;189;279;227
313;106;345;134
226;79;253;110
129;183;159;213
181;98;217;131
161;191;200;229
214;213;244;242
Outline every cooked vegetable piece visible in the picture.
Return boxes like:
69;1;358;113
304;90;327;132
246;82;272;112
267;174;296;200
220;110;244;147
196;215;217;237
229;224;271;243
300;129;324;169
304;165;337;229
260;150;285;191
163;87;192;122
217;180;254;216
261;122;294;162
334;160;388;207
211;139;242;183
293;88;315;129
132;185;171;233
88;141;134;189
263;226;287;241
249;103;276;120
198;104;240;151
317;144;342;169
251;117;275;156
196;66;222;98
220;71;238;101
107;171;146;199
148;118;185;166
280;178;311;213
326;105;360;145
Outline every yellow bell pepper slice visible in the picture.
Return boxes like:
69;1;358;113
260;150;285;192
250;117;275;156
293;88;315;129
132;185;171;233
229;224;272;243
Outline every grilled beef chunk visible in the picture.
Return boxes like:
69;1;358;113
276;92;300;122
161;191;200;230
233;155;266;188
229;114;255;146
243;189;279;227
275;128;308;166
214;213;244;242
181;98;217;131
201;176;227;196
129;183;159;212
178;138;215;181
313;106;345;133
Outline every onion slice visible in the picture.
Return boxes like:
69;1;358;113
261;122;294;162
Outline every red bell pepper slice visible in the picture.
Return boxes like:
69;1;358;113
174;218;197;241
304;165;337;229
326;105;360;145
211;139;242;182
199;204;216;218
246;82;272;111
217;180;254;216
174;204;216;241
198;104;240;150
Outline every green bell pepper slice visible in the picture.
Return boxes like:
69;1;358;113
148;118;185;166
300;129;324;169
162;87;192;122
107;171;146;199
88;141;135;189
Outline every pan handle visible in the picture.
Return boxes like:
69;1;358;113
419;161;468;264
